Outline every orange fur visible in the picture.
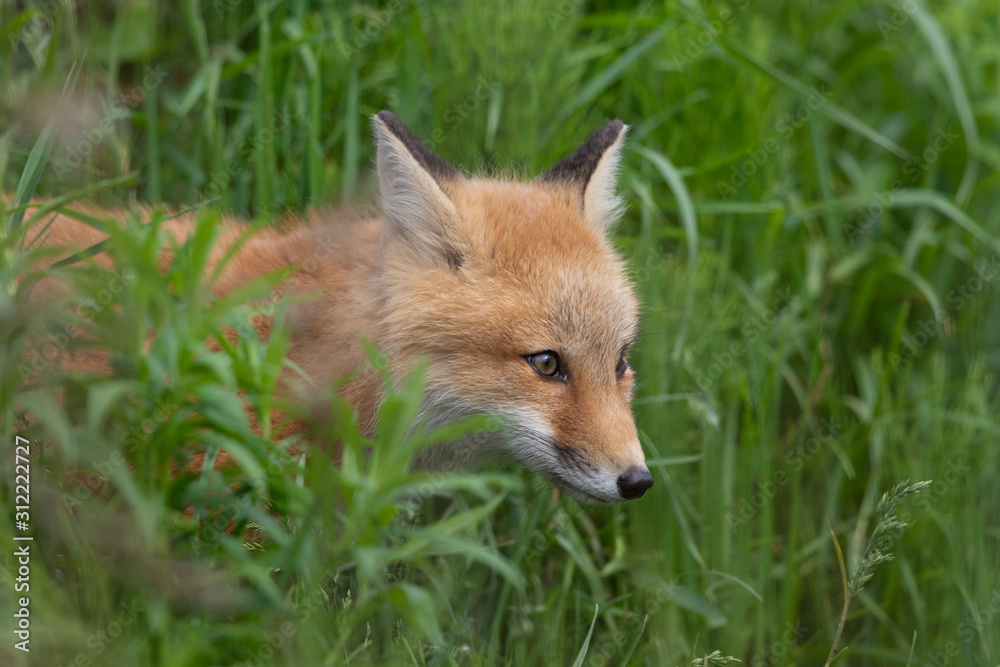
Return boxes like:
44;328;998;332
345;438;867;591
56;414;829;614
23;112;653;503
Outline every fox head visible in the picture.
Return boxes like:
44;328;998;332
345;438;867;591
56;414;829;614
371;111;651;503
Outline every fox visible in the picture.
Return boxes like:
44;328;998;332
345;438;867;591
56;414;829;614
22;111;653;503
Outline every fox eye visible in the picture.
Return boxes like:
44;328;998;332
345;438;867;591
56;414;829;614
616;356;629;378
526;351;563;379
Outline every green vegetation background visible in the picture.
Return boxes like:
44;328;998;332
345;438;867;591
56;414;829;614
1;1;999;665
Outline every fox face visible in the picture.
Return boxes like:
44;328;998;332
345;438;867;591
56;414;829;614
370;112;651;503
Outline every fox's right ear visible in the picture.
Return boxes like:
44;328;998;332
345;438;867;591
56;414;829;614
539;120;628;232
373;111;465;269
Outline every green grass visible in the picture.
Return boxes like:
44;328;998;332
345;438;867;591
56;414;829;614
2;1;999;665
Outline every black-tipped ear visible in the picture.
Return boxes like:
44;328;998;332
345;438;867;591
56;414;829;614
374;111;459;184
373;111;465;269
540;120;625;186
539;120;628;230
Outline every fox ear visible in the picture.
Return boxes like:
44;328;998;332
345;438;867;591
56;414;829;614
539;120;628;231
373;111;465;269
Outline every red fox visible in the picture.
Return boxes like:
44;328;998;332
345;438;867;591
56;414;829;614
25;111;652;503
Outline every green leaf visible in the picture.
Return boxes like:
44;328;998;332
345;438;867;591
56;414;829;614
571;603;600;667
8;59;83;234
389;583;441;640
670;584;727;628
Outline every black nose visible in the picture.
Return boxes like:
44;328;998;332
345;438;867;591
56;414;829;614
617;468;654;500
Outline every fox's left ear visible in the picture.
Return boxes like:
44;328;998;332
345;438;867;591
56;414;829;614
539;120;628;232
373;111;466;269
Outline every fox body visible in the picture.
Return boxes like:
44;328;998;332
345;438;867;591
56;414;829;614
27;111;652;503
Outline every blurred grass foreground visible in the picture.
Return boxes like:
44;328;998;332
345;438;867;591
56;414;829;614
1;1;999;665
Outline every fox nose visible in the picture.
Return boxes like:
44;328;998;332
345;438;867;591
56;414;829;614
617;468;654;500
